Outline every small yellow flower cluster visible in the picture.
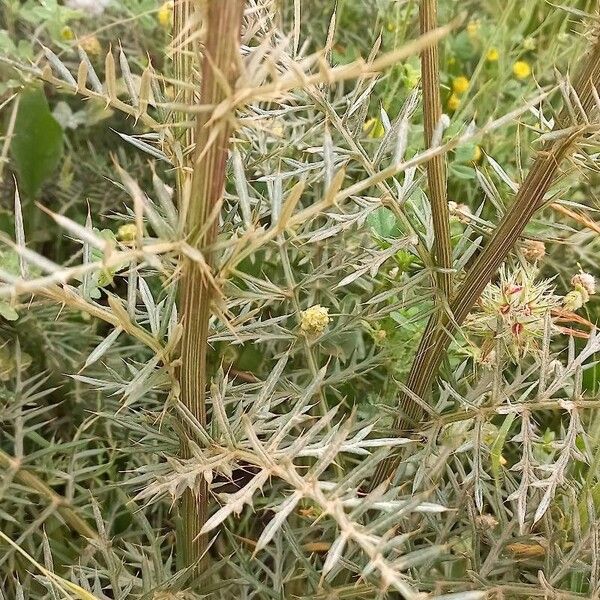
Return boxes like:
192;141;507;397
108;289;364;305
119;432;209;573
486;48;499;62
363;117;385;139
448;76;470;111
300;305;330;336
466;20;480;39
513;60;531;80
563;272;595;311
452;76;470;94
117;223;138;243
60;26;75;42
158;1;174;28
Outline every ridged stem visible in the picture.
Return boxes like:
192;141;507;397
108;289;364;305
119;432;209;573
177;0;245;574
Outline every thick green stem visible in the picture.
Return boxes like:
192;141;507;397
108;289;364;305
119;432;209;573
177;0;245;573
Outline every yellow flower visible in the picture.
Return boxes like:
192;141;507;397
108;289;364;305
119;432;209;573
513;60;531;79
452;76;470;95
466;20;480;39
117;223;138;243
158;1;174;28
363;117;385;139
471;145;482;163
447;93;461;111
300;305;330;336
486;48;499;62
386;21;397;33
60;26;75;42
80;35;101;56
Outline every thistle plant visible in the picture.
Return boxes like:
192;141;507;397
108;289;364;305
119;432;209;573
1;1;600;599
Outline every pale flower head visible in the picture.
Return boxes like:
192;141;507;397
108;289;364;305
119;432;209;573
571;272;595;295
300;305;330;336
520;239;545;263
117;223;138;243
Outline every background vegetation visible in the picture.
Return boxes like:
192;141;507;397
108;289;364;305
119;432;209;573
1;0;600;598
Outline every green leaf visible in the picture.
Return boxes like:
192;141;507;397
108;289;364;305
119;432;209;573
449;163;477;181
0;301;18;321
368;207;400;238
11;86;64;199
454;142;478;164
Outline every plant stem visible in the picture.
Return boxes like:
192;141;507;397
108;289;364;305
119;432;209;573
420;0;452;299
177;0;245;573
0;449;97;540
372;29;600;487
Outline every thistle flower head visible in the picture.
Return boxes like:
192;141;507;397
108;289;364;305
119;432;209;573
465;266;560;360
300;305;330;336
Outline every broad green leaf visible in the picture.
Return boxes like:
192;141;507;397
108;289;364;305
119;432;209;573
12;86;64;198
